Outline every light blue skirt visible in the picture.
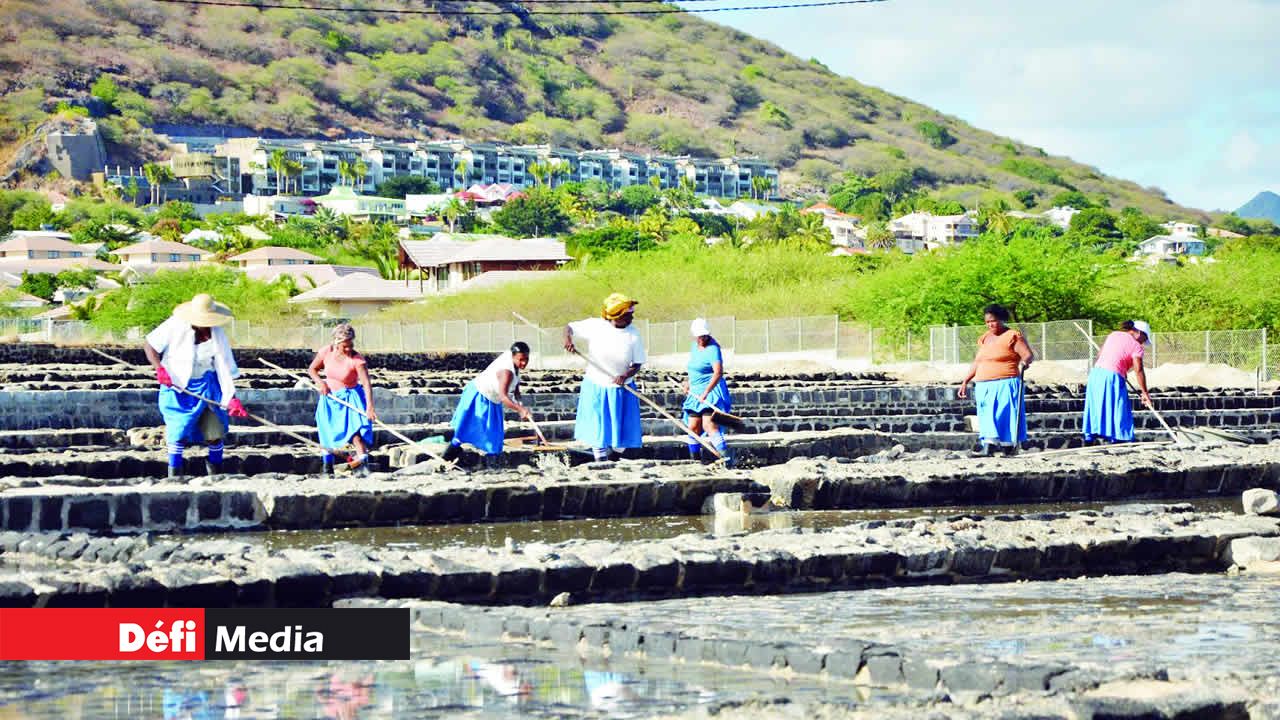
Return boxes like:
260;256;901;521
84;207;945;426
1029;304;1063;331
682;377;732;423
973;376;1027;446
1082;366;1135;442
315;385;374;451
158;370;228;446
574;377;643;450
451;381;506;455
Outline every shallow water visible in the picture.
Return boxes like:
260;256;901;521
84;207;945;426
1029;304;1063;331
233;497;1239;554
0;633;900;719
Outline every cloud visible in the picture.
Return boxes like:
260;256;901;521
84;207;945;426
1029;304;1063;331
695;0;1280;210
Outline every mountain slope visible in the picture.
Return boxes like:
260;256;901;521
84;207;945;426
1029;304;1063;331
0;0;1200;217
1237;191;1280;223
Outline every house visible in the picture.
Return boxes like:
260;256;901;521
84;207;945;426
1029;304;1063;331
889;212;978;253
456;270;563;292
1161;221;1201;237
242;195;315;219
397;234;572;293
245;263;379;288
1044;206;1081;229
405;194;456;219
1134;234;1207;260
0;257;118;282
226;247;323;268
109;239;213;267
802;204;862;248
54;276;121;303
455;183;525;206
3;291;47;310
725;202;779;221
312;186;405;222
0;231;91;260
287;273;427;317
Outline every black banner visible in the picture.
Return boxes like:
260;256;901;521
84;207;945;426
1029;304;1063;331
204;608;410;660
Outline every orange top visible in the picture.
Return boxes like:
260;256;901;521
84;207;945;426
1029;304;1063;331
973;329;1023;381
318;345;367;391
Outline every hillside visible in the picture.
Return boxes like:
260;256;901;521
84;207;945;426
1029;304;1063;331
1237;191;1280;224
1;0;1201;217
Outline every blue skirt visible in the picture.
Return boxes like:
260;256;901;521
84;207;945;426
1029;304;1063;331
158;370;228;446
574;377;643;450
973;376;1027;446
1082;366;1134;442
316;385;374;451
451;381;506;455
682;377;732;423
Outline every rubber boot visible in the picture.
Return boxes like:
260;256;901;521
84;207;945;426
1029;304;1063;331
166;463;183;481
321;457;335;476
204;460;222;478
442;444;463;463
482;454;500;471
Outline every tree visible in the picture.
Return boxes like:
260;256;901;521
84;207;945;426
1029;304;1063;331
376;175;442;198
1013;189;1038;209
864;221;895;250
932;200;966;215
569;221;654;255
18;272;58;301
352;160;368;191
440;198;475;233
90;75;120;109
1117;207;1162;244
142;163;174;205
284;159;304;194
124;177;140;203
55;268;98;293
268;149;289;194
1069;207;1119;239
977;202;1014;237
527;161;550;188
615;185;660;216
492;188;570;238
751;175;773;200
337;160;353;187
1050;190;1094;209
915;121;956;149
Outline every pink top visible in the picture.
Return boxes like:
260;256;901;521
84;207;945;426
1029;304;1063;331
318;346;367;391
1095;331;1144;376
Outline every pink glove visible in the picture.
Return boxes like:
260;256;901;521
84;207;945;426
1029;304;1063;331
156;366;173;387
227;398;249;418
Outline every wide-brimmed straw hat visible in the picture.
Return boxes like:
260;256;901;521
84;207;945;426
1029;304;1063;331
601;293;638;321
173;293;234;327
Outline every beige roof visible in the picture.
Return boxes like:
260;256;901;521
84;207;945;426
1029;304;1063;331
289;273;427;303
0;232;83;253
33;304;75;320
227;246;323;264
4;290;47;305
399;236;570;268
237;225;271;242
0;257;118;273
246;264;378;286
110;239;213;257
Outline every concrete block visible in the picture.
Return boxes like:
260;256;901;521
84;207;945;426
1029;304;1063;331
1227;536;1280;566
1243;488;1280;516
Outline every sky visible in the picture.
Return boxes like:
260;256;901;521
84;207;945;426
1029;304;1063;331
689;0;1280;212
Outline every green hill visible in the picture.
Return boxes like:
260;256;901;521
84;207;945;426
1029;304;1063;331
0;0;1202;217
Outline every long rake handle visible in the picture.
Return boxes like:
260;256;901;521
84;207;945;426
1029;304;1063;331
513;312;721;458
257;358;454;467
89;347;329;452
1072;323;1185;446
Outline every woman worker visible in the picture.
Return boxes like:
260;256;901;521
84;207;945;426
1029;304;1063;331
308;323;377;475
683;318;733;464
957;304;1034;456
442;342;532;464
143;293;248;479
563;293;647;462
1082;320;1154;443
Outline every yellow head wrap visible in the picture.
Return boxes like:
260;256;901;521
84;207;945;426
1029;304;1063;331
601;293;638;321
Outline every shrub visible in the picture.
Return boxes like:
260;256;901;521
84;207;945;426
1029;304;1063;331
1001;157;1070;187
915;120;956;149
89;266;299;334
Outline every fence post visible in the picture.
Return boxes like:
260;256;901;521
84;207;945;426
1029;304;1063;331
730;316;737;351
906;331;911;360
1263;328;1269;382
1041;322;1049;362
764;320;771;353
798;318;804;353
1205;330;1211;364
869;327;876;364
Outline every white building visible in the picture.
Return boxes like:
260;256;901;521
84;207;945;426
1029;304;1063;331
109;239;213;267
1161;221;1201;237
0;231;89;260
398;234;571;294
1044;206;1081;229
890;212;978;253
801;203;863;248
1134;234;1207;261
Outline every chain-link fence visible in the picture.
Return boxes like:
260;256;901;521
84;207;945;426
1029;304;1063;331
11;315;1276;379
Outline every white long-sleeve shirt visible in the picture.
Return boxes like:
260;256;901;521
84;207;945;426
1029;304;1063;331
145;316;239;401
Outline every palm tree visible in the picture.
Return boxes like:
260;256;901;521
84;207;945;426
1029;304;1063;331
313;206;345;240
547;162;568;189
337;160;352;187
527;161;549;188
284;158;304;194
453;159;469;190
865;220;896;250
978;201;1013;237
751;175;773;201
142;163;174;206
268;149;288;195
441;197;469;232
352;160;368;192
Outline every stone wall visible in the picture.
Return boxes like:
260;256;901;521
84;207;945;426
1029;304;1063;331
0;343;494;372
